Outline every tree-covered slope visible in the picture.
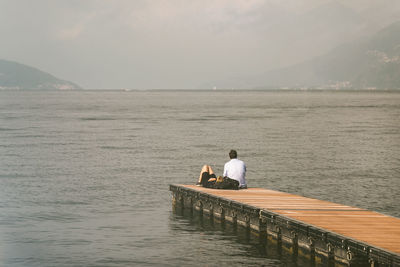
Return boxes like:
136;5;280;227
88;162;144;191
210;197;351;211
0;60;81;90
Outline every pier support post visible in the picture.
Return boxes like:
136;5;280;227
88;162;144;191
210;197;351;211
266;216;282;243
275;217;300;256
202;200;213;215
213;204;225;221
225;208;238;225
182;195;193;209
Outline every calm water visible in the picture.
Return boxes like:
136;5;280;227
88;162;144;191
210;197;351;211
0;90;399;266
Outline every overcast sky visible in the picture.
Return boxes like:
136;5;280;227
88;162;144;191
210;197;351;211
1;0;400;89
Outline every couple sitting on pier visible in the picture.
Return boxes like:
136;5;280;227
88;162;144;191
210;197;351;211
196;150;247;190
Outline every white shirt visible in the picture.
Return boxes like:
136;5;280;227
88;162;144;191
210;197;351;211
223;158;247;187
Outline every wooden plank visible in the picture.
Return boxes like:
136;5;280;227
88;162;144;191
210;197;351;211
180;185;400;254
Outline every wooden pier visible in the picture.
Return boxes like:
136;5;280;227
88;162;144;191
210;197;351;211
170;184;400;266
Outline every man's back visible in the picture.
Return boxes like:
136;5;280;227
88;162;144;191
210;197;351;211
223;158;247;188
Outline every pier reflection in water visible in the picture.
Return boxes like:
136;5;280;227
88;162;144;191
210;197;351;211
171;205;341;267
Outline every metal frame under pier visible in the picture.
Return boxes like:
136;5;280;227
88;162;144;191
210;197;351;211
170;184;400;267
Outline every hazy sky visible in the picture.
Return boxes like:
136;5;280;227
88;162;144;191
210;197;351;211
1;0;400;89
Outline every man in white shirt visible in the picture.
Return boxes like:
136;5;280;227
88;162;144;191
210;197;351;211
223;150;247;189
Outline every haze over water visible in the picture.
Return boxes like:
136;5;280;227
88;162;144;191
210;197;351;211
0;90;399;266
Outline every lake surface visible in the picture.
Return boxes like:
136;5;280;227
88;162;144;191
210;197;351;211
0;90;399;266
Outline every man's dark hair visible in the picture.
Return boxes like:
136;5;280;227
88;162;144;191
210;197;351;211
229;150;237;159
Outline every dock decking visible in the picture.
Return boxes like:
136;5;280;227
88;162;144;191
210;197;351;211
170;185;400;266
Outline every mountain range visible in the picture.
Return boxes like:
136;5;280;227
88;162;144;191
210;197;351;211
1;20;400;90
0;60;81;90
213;20;400;90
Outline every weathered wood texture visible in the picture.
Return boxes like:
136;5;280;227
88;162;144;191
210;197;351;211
179;185;400;255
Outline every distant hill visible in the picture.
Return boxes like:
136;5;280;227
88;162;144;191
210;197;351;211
253;21;400;90
207;21;400;90
0;60;81;90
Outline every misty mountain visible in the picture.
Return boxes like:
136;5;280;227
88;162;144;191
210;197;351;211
0;60;81;90
251;21;400;90
275;2;363;53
